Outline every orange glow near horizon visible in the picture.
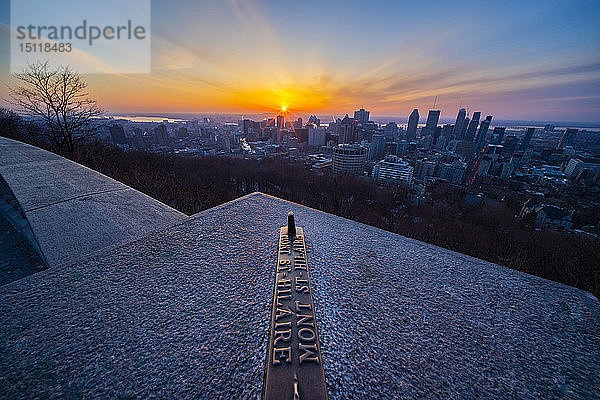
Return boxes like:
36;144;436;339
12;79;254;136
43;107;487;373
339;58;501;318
80;78;338;115
220;85;336;114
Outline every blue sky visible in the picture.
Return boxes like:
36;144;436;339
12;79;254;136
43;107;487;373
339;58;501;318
1;0;599;121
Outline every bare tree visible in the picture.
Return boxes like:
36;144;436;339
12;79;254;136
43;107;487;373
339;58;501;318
9;61;102;155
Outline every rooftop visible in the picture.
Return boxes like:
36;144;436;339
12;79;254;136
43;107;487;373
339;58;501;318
0;137;186;268
538;205;571;220
0;192;598;398
0;139;598;398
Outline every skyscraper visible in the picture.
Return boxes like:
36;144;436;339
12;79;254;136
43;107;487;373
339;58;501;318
384;122;399;140
453;108;467;139
294;128;309;143
503;135;518;156
407;109;419;141
152;124;170;146
475;115;492;153
433;126;442;146
338;114;356;144
308;127;326;147
275;114;284;144
369;133;386;161
492;127;506;144
557;128;578;149
131;127;147;150
423;110;440;137
308;115;321;127
354;108;370;123
520;127;535;151
441;124;454;137
109;124;127;145
465;112;481;141
461;117;470;138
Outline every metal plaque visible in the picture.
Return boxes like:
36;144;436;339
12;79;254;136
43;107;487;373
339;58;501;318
263;213;327;400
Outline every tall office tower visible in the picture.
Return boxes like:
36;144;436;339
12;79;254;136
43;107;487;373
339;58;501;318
492;127;506;144
433;126;442;145
460;117;470;138
423;110;441;137
503;135;519;156
339;114;356;144
557;128;578;149
453;108;467;138
465;112;481;141
354;108;370;123
384;122;399;140
308;115;321;127
109;125;127;145
520;127;535;151
292;127;308;143
441;124;454;137
275;114;284;144
131;127;147;150
407;109;419;140
475;115;492;153
293;118;303;129
152;124;170;146
369;134;386;161
308;127;326;147
332;144;368;175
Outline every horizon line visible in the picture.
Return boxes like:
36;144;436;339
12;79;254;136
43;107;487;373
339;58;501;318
96;112;600;127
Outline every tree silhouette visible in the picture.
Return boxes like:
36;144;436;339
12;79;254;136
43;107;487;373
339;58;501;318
9;61;101;155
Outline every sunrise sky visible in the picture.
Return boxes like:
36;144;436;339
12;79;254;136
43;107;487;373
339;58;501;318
1;0;599;121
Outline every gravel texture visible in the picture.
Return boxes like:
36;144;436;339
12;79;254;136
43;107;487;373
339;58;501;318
0;193;598;399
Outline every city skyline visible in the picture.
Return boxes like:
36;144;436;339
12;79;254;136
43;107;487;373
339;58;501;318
1;0;600;122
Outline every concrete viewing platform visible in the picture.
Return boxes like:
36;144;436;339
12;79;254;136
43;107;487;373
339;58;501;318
0;137;186;269
0;185;598;398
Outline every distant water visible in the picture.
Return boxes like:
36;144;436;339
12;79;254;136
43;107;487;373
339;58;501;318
105;115;188;123
517;125;600;132
101;114;600;131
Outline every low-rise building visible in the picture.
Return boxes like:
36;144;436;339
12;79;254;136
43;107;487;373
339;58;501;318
332;144;368;175
520;200;573;231
373;155;414;185
437;161;467;184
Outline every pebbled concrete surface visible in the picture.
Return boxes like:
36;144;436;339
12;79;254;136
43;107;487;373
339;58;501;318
0;137;186;268
0;193;598;399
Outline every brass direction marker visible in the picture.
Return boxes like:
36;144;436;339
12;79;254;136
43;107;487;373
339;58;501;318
263;213;327;400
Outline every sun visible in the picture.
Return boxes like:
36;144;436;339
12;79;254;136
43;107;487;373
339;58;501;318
281;105;287;112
